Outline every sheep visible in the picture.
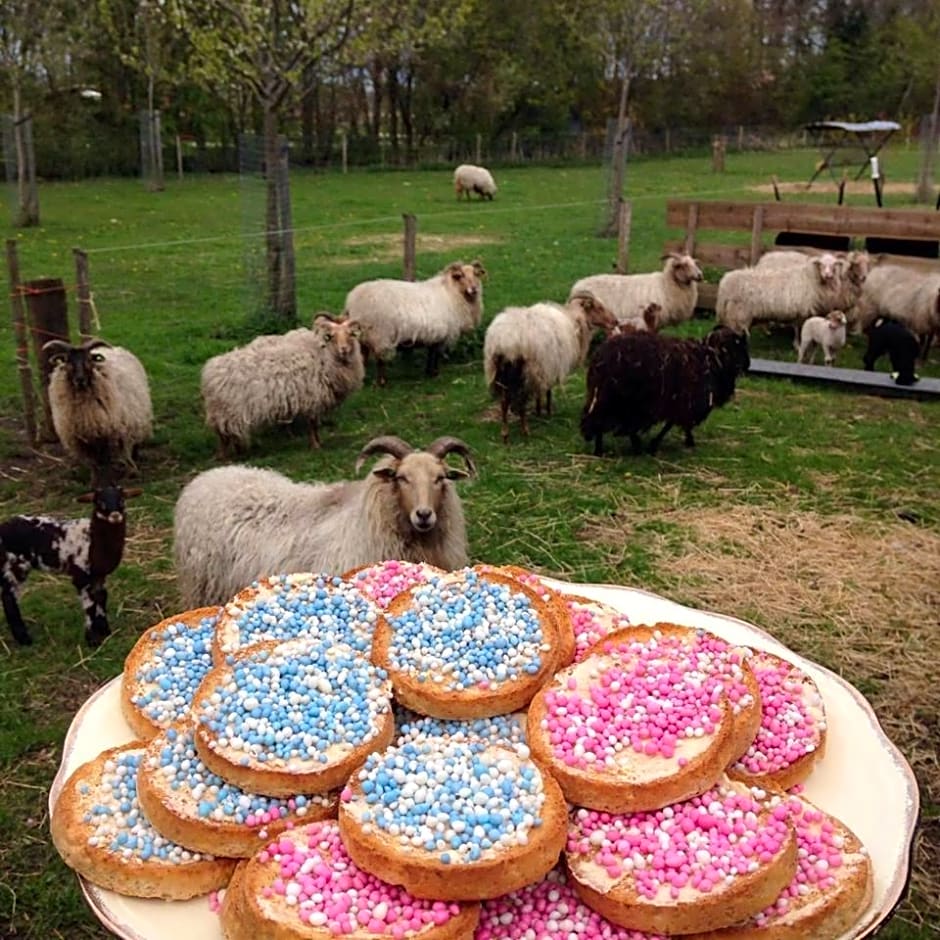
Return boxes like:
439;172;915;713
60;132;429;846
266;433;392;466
757;250;870;322
43;339;153;483
569;253;703;330
848;264;940;351
342;261;485;385
797;310;848;366
580;326;750;457
173;436;475;607
483;291;619;443
201;314;364;457
716;254;845;335
616;302;661;334
863;317;920;386
1;485;140;646
454;164;497;201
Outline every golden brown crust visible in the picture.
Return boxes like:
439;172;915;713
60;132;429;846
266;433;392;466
371;569;567;719
120;606;221;741
136;723;339;858
50;743;237;899
338;758;567;901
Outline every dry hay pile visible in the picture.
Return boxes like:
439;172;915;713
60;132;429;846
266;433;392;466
584;504;940;928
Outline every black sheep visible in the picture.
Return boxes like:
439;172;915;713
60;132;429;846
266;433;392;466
863;317;920;386
581;326;750;456
0;486;140;646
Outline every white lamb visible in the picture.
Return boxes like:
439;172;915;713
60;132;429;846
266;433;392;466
483;291;619;443
454;164;497;201
797;310;848;365
201;314;364;456
569;253;703;330
849;263;940;345
343;260;485;385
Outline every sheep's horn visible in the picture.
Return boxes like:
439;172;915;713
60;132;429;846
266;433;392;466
569;289;597;304
42;339;73;356
82;339;112;351
355;435;414;473
425;436;476;477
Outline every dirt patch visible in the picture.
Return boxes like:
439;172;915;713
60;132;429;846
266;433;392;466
583;503;940;926
752;180;917;196
335;233;500;265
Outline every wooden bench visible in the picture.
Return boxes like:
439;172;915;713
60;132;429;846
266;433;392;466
663;199;940;310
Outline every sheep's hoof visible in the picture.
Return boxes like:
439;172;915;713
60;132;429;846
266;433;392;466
12;631;33;646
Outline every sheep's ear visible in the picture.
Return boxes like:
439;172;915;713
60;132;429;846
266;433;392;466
76;492;95;503
471;260;487;279
445;467;471;481
371;466;397;480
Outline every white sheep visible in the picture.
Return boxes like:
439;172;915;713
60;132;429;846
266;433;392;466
43;339;152;482
173;436;475;607
757;249;870;320
716;254;844;334
569;253;703;330
454;164;497;201
797;310;848;366
849;263;940;346
342;260;485;385
483;291;619;443
200;314;363;456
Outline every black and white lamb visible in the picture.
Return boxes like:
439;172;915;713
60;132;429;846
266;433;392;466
863;317;920;386
580;327;750;456
1;486;140;646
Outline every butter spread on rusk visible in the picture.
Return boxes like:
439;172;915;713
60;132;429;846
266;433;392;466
214;572;379;663
192;637;393;796
220;820;479;937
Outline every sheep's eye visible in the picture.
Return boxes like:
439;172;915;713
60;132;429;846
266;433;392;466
91;353;106;362
396;474;409;485
435;475;445;485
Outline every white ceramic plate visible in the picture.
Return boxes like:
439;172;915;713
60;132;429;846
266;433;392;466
49;582;920;940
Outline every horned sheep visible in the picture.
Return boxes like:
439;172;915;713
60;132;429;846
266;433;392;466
797;310;848;366
454;164;497;201
201;314;364;456
569;253;703;330
173;436;475;607
483;291;619;443
342;261;485;385
43;339;153;482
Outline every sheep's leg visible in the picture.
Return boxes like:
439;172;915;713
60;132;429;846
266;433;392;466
593;434;605;457
376;358;388;387
545;389;553;416
682;427;696;447
425;344;442;378
534;393;542;417
308;416;321;449
520;400;529;438
76;576;110;647
629;433;644;455
1;577;31;645
647;422;674;455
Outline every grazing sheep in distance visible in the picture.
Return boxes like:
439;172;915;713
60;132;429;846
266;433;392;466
569;253;703;330
797;310;848;366
173;436;475;607
454;164;497;201
483;291;619;443
343;261;485;385
1;485;141;646
863;317;920;386
43;339;153;483
201;314;364;457
849;264;940;351
581;327;750;457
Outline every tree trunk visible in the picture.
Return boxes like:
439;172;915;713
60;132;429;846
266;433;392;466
387;62;400;163
370;60;383;146
602;71;631;237
401;69;415;163
263;102;286;323
147;75;165;192
916;68;940;204
301;66;317;164
12;83;38;227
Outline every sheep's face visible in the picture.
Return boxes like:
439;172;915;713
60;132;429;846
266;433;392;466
77;485;141;524
48;345;108;392
827;311;848;329
577;296;620;335
315;316;362;364
812;255;840;283
373;452;467;535
666;254;703;286
445;263;483;304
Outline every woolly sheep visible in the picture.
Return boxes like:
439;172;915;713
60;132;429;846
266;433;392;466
343;261;485;385
454;164;497;201
569;253;703;330
201;314;364;456
173;436;475;607
757;249;870;319
716;254;845;334
581;327;750;457
797;310;848;366
483;291;619;443
849;263;940;346
43;339;153;483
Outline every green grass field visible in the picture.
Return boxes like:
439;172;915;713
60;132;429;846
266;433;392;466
1;146;938;938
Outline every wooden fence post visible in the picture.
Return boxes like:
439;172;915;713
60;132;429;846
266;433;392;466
5;239;37;446
683;203;699;256
771;175;782;202
615;198;632;274
402;214;417;281
74;248;94;341
749;206;765;265
711;135;726;172
341;131;348;174
475;133;482;164
24;277;69;442
176;135;184;181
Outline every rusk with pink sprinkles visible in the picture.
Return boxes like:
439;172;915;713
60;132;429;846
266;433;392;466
220;820;480;939
565;777;798;935
342;560;445;609
527;624;761;813
566;594;633;663
728;650;827;792
684;794;872;940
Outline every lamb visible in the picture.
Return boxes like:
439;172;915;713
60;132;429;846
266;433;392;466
797;310;848;366
616;302;661;333
43;339;153;483
863;317;920;386
580;327;750;457
173;436;475;607
342;260;485;385
716;254;845;335
569;253;703;330
1;485;140;646
483;291;619;443
201;314;364;456
849;264;940;349
454;164;497;201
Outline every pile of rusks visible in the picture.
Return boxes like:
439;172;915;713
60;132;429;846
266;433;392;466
52;561;873;940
